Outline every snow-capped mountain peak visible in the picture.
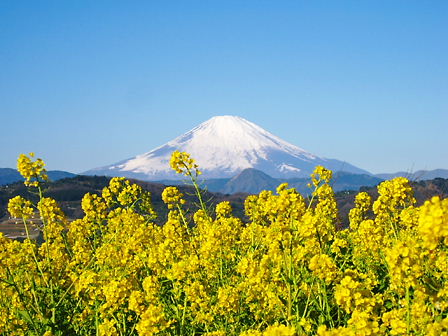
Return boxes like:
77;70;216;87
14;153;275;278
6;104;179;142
84;115;370;180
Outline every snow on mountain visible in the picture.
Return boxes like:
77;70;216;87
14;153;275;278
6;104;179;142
84;115;371;179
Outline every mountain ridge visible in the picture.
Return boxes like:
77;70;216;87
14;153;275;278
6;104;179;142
0;168;76;186
175;168;384;195
375;169;448;181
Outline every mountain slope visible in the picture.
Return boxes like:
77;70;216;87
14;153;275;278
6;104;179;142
0;168;21;185
84;115;370;180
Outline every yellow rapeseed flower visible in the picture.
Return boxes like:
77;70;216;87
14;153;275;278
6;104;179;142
17;152;48;187
162;186;185;209
170;150;202;177
7;196;34;220
418;196;448;250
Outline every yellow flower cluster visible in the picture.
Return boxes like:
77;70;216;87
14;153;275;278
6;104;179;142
170;150;201;177
215;201;232;218
418;196;448;249
334;270;379;314
239;324;296;336
311;165;332;187
161;186;185;209
1;151;448;335
8;195;34;220
373;177;415;234
309;254;338;284
385;237;424;291
17;152;48;187
349;192;371;229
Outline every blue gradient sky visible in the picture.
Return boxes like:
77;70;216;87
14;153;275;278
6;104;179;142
1;1;447;174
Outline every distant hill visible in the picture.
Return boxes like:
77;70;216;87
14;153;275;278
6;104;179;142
47;170;78;181
223;168;279;194
375;169;448;181
331;172;385;192
0;168;22;185
0;168;76;185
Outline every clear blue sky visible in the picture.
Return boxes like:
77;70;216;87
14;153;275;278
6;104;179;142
1;1;447;174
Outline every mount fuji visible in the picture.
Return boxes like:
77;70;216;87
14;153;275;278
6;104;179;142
84;116;370;180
